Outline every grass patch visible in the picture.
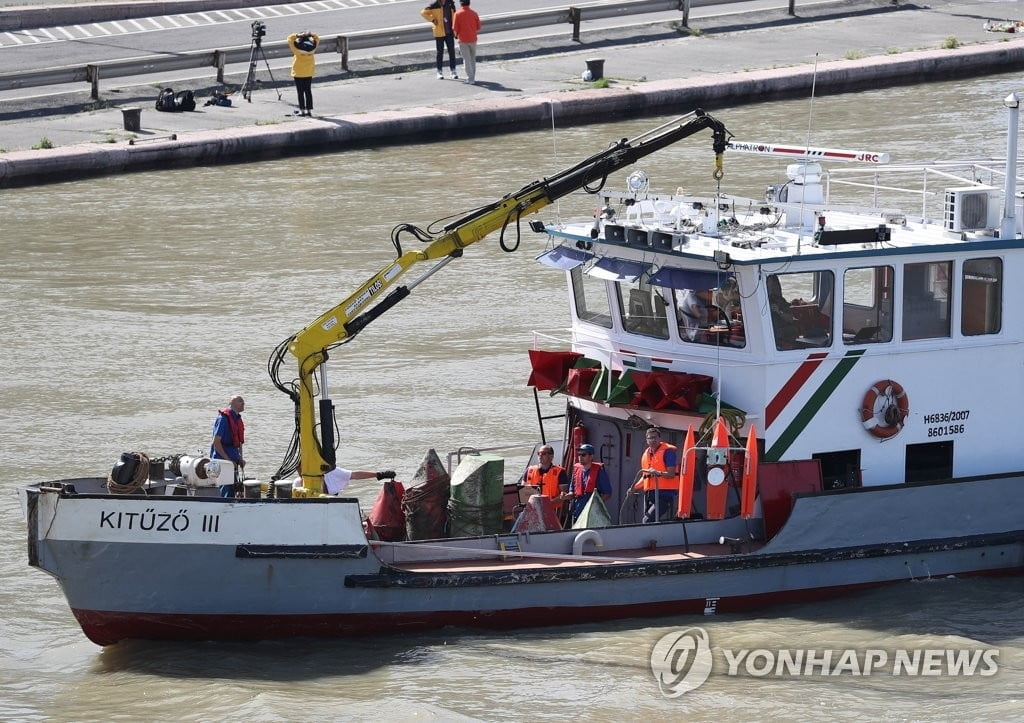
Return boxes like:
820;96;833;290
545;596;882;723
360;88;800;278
31;137;54;150
844;49;863;60
941;36;960;49
593;77;610;89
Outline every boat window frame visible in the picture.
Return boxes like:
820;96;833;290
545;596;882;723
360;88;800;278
570;265;614;329
960;256;1002;337
767;270;834;351
842;265;894;346
901;260;952;342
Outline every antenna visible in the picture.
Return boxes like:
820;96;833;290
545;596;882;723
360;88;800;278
797;53;820;254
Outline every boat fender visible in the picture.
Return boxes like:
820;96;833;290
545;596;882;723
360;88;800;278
572;529;603;556
861;380;909;439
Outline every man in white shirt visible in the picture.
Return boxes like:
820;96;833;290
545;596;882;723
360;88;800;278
676;288;711;340
303;466;396;495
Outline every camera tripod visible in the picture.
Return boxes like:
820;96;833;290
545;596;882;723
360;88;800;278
240;29;282;103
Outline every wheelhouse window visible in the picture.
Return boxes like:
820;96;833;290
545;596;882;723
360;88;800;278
843;265;894;344
961;257;1002;336
616;281;669;339
902;261;951;341
571;266;612;328
767;271;833;350
669;277;745;348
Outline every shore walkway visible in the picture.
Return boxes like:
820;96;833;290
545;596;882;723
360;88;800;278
0;0;1021;187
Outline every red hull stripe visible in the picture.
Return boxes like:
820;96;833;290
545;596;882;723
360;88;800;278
765;353;829;428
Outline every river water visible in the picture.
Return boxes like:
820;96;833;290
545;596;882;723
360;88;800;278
2;73;1023;720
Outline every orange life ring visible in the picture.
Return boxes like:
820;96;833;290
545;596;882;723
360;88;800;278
861;380;909;439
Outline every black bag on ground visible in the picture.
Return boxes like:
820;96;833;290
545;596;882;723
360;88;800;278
175;90;196;112
155;87;177;112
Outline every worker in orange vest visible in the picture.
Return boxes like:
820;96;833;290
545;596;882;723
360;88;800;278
523;444;569;513
633;427;678;523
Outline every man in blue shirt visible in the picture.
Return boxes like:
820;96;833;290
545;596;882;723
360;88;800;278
211;395;245;497
569;443;612;522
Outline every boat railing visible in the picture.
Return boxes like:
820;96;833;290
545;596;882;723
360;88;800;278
824;158;1021;222
445;444;538;477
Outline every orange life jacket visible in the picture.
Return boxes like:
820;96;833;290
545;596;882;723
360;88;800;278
525;464;565;499
638;441;676;491
572;461;604;496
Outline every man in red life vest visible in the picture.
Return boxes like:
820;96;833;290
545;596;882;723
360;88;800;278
211;395;245;497
633;427;678;523
523;444;569;514
569;443;612;523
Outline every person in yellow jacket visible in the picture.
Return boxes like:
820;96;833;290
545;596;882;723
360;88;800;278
633;427;678;523
421;0;458;80
287;30;319;116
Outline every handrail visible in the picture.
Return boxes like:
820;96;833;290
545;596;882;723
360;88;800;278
0;0;688;97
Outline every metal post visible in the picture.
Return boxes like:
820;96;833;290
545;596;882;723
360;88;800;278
339;36;349;72
1000;92;1020;239
681;0;690;28
788;0;796;15
86;64;99;100
214;50;226;84
569;7;581;42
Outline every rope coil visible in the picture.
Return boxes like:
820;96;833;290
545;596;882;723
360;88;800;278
106;451;150;495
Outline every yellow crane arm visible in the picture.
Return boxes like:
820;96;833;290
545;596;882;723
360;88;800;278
275;109;731;490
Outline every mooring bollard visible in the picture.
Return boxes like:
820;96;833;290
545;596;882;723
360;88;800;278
585;58;605;81
121;107;142;132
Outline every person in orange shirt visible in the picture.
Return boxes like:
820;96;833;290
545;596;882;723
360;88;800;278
453;0;482;84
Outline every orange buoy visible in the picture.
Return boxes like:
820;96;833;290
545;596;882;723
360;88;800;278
677;425;696;518
705;417;731;521
861;380;909;439
741;426;758;519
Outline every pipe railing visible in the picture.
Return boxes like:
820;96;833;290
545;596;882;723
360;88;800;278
0;0;693;98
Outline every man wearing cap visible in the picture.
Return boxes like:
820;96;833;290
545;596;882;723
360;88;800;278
633;427;678;523
569;443;612;522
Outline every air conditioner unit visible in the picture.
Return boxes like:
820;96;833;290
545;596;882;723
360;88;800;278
944;186;999;232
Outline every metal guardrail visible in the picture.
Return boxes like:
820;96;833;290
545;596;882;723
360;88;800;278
0;0;691;98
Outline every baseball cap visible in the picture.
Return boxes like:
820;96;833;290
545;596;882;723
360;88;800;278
577;443;595;454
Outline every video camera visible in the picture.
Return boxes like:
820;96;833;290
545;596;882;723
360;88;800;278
251;20;267;43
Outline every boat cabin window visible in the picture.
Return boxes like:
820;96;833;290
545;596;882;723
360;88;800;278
842;265;894;345
902;261;951;341
767;271;833;350
961;257;1002;336
616;281;669;339
571;266;613;329
671;277;746;348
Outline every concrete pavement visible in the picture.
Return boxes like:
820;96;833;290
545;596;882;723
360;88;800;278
1;0;1022;187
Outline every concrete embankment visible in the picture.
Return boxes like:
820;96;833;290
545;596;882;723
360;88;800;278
0;0;1019;188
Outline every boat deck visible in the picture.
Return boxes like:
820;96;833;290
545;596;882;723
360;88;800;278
386;541;763;573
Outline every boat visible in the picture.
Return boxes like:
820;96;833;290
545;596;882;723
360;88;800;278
21;98;1024;646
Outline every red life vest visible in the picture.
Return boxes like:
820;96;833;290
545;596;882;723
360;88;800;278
219;408;245;447
525;464;565;499
572;461;604;496
639;441;676;491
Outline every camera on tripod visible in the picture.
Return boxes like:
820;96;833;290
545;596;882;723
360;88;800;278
251;20;267;43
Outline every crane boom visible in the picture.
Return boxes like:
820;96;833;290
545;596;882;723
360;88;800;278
274;109;731;490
